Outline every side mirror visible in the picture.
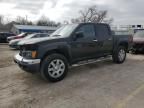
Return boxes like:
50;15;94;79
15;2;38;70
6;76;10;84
74;31;84;40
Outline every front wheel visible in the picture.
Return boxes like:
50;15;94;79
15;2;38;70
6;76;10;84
40;54;68;82
112;46;127;64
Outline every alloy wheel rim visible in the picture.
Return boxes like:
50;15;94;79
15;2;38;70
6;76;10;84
48;59;65;78
118;49;125;61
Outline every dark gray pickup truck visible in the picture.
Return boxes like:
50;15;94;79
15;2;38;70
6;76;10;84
14;23;132;82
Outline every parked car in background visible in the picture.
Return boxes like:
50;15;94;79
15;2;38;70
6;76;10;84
7;32;30;42
131;31;144;53
9;33;49;49
14;23;132;82
0;32;15;43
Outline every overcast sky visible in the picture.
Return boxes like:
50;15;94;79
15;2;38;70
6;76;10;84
0;0;143;25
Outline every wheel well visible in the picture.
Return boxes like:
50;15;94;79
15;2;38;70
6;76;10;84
41;49;70;65
119;42;128;50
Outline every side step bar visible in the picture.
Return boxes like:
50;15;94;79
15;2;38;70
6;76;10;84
71;56;112;67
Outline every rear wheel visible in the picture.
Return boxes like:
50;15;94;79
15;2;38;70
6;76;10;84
40;54;68;82
112;46;127;64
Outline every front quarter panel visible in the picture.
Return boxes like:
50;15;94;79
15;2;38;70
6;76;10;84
37;41;72;60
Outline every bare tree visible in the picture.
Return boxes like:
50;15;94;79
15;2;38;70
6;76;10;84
36;15;60;27
0;15;4;25
71;5;113;24
36;15;49;26
16;16;33;25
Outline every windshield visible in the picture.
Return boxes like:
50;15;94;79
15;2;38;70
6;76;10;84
134;31;144;38
50;24;78;38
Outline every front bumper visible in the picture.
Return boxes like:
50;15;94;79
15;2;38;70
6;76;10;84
14;53;41;73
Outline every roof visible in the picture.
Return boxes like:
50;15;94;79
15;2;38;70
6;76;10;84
13;25;58;31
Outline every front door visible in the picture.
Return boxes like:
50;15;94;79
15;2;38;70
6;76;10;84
70;23;100;62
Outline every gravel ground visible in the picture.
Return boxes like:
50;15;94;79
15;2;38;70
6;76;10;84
0;44;144;108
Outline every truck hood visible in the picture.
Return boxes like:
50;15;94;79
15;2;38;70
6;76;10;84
133;37;144;44
18;37;62;45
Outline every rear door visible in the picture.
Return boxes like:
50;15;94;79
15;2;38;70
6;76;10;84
95;24;113;55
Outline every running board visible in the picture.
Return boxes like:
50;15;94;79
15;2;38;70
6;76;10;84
71;56;112;67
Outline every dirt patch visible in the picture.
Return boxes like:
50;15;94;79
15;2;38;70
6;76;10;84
0;45;18;68
0;57;15;68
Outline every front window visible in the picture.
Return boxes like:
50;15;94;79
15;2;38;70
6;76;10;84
50;24;78;38
75;24;95;40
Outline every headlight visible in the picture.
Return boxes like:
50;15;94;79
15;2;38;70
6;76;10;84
20;45;38;59
22;51;37;59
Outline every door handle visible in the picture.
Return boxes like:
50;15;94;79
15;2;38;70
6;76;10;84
93;40;98;42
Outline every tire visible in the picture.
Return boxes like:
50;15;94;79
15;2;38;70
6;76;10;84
40;53;68;82
112;46;127;64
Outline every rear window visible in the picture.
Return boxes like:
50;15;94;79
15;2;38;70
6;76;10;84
40;34;49;37
33;34;49;38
